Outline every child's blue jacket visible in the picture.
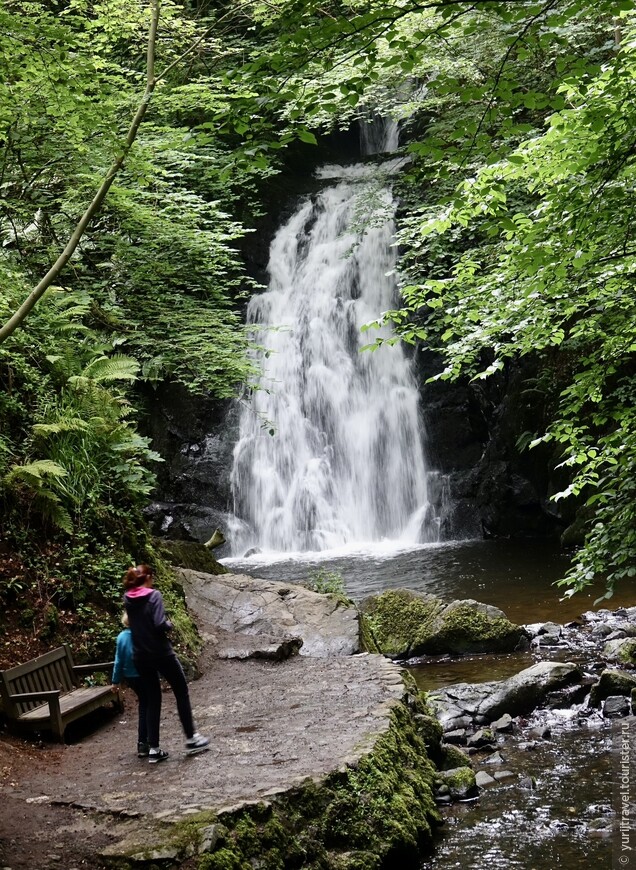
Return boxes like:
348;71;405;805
111;628;140;683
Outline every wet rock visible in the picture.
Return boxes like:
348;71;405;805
359;589;527;658
544;683;590;709
467;728;496;748
519;776;536;790
178;569;360;657
437;766;478;800
590;623;614;638
444;729;468;745
589;669;636;707
466;744;494;756
526;622;563;647
533;624;563;647
475;770;496;787
483;751;505;765
603;638;636;664
603;695;631;718
491;713;513;733
429;661;582;726
493;770;515;781
527;726;551;740
435;792;453;804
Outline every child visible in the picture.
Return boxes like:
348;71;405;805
111;612;150;757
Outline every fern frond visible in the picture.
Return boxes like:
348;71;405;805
33;490;74;534
75;355;140;384
33;419;90;437
5;460;68;485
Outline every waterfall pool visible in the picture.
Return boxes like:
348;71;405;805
220;537;635;625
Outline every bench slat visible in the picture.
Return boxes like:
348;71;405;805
18;686;115;722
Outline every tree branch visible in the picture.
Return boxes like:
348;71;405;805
0;0;161;345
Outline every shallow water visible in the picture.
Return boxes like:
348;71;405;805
423;717;614;870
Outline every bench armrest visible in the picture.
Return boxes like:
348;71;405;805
73;661;114;675
10;690;65;741
9;690;61;702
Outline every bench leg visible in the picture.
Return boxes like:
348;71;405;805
48;696;65;742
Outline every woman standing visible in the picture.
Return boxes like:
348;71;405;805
123;563;209;764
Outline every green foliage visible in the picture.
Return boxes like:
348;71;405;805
0;0;269;644
304;568;347;597
1;0;633;636
378;6;636;595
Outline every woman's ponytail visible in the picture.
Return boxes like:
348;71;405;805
123;563;153;590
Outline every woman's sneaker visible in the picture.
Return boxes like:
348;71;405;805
137;741;150;758
148;748;169;764
185;733;210;756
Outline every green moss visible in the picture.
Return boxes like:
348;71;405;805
438;766;475;791
360;590;444;657
416;603;523;655
199;847;250;870
360;590;524;657
327;851;381;870
617;640;636;665
155;539;229;575
358;613;380;654
440;744;470;771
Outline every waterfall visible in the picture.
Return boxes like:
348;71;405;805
229;122;437;554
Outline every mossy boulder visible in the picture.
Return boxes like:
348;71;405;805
155;538;228;575
589;669;636;707
436;766;477;800
440;744;471;771
360;589;526;658
603;637;636;665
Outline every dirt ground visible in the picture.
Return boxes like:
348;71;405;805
0;650;405;869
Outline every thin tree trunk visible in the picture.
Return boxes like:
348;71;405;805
0;0;161;344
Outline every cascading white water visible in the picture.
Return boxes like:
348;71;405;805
230;122;437;554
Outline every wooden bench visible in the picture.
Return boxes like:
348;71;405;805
0;644;123;742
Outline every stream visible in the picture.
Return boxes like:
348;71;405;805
222;538;636;869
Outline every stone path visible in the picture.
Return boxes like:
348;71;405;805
2;652;406;864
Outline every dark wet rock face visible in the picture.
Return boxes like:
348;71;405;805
417;351;570;542
139;382;239;552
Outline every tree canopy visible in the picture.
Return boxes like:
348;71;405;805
0;0;634;643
